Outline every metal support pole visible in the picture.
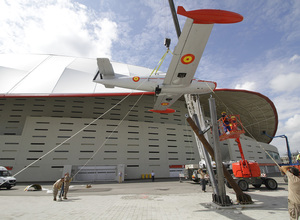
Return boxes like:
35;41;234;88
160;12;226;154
209;96;231;206
192;113;219;195
186;94;218;195
185;95;218;194
168;0;181;38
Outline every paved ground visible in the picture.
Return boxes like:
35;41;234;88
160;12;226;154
0;176;289;220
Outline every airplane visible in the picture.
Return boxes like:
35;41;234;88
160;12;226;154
93;6;243;114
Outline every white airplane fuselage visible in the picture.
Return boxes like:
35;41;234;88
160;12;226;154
93;6;243;113
93;75;216;94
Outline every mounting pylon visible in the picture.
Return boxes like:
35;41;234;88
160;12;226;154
185;94;218;195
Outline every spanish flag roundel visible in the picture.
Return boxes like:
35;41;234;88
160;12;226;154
181;54;195;65
161;102;169;106
132;76;140;82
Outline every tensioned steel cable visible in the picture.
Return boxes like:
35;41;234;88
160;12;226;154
203;82;281;168
72;93;145;179
1;50;171;186
0;93;133;186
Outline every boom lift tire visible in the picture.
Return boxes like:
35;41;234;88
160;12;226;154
238;179;248;191
265;178;278;190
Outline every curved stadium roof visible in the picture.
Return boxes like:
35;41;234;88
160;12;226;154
0;54;277;144
197;89;278;144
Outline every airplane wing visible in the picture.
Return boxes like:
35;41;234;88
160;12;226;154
151;7;214;113
163;12;213;86
149;93;182;113
151;7;243;113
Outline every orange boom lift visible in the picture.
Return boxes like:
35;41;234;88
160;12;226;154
219;114;278;191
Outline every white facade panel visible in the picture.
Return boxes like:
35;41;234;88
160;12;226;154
111;62;130;76
0;54;155;95
9;56;75;94
0;67;27;93
127;64;153;76
52;69;97;93
0;54;48;71
75;166;117;181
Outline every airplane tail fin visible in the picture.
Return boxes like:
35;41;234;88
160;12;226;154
97;58;115;79
95;58;115;88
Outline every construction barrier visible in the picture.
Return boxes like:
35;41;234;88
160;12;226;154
141;174;152;179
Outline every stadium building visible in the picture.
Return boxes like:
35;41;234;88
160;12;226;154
0;54;281;182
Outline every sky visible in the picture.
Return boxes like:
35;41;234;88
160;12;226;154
0;0;299;156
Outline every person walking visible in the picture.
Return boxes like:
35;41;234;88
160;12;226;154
59;181;64;201
63;172;72;199
199;169;207;192
151;171;155;182
53;177;64;201
280;166;300;220
118;171;123;183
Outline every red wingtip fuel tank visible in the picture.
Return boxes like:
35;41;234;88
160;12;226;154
177;6;243;24
149;108;176;114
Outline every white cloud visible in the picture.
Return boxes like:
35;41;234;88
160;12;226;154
272;113;300;156
234;81;256;91
0;0;118;58
285;114;300;131
274;96;300;120
289;54;300;63
277;114;300;154
270;72;300;92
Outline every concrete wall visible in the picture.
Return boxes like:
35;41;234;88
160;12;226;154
0;96;281;181
0;96;201;181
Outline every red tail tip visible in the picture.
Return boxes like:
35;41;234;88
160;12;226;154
177;6;187;16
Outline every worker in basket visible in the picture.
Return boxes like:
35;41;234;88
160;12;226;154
221;111;231;134
230;115;238;131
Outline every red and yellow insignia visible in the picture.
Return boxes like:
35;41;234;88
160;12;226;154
181;54;195;65
132;76;140;82
161;102;169;106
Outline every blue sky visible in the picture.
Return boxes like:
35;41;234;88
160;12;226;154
0;0;299;156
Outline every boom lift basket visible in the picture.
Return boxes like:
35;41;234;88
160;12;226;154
218;114;245;141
